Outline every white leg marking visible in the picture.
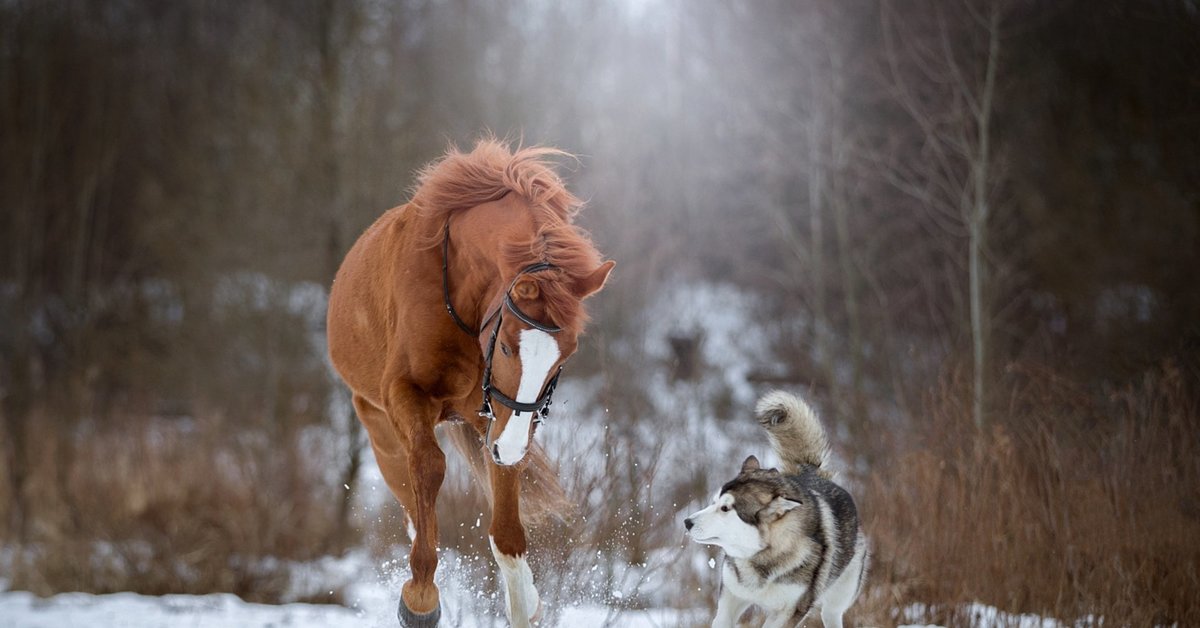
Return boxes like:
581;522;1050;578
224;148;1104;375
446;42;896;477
489;536;540;627
493;328;559;465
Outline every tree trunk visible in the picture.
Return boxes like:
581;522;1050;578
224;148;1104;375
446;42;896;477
970;4;1001;430
808;108;829;389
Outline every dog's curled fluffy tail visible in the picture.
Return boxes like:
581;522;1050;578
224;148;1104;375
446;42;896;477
755;391;833;479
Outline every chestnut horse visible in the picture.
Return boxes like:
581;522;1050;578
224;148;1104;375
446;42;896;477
327;139;614;627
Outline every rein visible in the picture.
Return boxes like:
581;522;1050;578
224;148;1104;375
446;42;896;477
441;221;564;428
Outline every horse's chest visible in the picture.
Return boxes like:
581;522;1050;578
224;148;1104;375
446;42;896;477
413;349;480;399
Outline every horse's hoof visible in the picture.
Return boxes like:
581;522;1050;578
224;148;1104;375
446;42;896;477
397;599;441;627
530;598;545;624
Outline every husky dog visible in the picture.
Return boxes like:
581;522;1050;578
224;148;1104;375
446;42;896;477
685;391;868;628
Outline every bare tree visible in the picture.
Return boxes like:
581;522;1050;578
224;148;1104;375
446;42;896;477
878;0;1011;428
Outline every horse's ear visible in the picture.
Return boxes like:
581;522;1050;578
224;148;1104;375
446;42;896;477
573;260;615;299
513;277;540;301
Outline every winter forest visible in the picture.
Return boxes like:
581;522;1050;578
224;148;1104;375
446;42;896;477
1;0;1198;626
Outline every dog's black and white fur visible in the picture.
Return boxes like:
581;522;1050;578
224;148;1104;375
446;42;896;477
685;391;868;628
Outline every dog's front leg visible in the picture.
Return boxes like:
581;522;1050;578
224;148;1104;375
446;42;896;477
762;607;810;628
712;577;750;628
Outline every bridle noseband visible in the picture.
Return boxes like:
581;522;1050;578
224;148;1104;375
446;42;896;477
442;222;564;428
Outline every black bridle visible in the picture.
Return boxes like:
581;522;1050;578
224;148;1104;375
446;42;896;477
442;222;564;427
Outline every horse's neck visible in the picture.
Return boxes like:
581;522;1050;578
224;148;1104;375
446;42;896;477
444;209;523;326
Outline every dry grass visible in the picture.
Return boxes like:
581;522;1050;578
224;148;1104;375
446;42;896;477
0;414;353;603
857;359;1200;626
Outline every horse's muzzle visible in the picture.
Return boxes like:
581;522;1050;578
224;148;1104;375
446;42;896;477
491;441;527;466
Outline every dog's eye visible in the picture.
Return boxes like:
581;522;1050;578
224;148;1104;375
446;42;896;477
720;505;729;512
500;343;511;357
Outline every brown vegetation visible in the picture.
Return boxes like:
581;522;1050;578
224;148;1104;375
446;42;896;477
859;358;1200;626
0;413;351;603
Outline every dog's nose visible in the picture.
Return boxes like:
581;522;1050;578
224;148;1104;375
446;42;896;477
684;518;694;531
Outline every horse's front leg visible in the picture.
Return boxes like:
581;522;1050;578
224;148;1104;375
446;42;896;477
390;384;445;627
489;462;541;627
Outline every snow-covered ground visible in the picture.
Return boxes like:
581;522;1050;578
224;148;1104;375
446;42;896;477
0;585;1066;628
0;545;712;627
0;546;705;627
0;579;700;628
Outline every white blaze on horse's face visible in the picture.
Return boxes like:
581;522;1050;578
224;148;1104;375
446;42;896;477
491;327;560;465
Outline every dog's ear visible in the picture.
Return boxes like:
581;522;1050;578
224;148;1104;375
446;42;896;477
740;455;761;474
761;494;802;521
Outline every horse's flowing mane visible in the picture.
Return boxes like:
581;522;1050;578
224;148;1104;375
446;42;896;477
411;138;603;331
412;138;581;222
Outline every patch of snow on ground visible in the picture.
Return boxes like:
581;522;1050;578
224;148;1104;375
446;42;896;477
0;544;699;627
0;584;1063;628
900;602;1070;628
0;586;694;628
0;590;363;628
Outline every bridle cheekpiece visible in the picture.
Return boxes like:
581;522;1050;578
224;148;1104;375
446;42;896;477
442;222;564;429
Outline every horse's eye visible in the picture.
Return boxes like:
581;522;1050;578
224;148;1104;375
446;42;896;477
500;343;511;357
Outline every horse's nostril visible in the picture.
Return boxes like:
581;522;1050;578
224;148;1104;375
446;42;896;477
684;518;694;531
492;444;501;461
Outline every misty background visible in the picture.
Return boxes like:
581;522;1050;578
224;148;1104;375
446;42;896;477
1;0;1198;625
